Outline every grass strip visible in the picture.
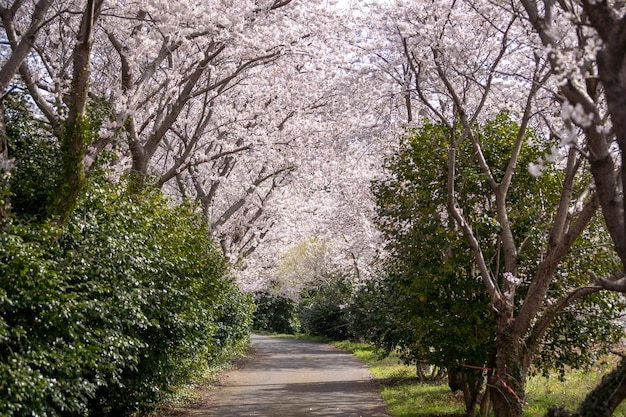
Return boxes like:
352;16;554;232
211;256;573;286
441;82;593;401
332;340;626;417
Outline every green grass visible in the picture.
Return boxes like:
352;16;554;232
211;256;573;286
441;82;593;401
333;340;626;417
270;332;333;343
333;340;465;417
524;367;626;417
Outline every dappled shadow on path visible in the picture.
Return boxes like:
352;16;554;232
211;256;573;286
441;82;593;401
154;342;461;417
243;338;365;374
177;335;391;416
195;379;389;416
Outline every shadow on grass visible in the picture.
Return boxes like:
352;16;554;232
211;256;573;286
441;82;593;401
380;376;447;387
416;415;466;417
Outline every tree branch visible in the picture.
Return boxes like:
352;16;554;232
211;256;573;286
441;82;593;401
591;269;626;292
525;284;602;370
0;0;53;92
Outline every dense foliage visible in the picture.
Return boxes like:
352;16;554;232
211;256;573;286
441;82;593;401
252;291;300;334
4;92;61;220
4;1;626;415
298;272;353;340
252;271;353;340
0;180;253;416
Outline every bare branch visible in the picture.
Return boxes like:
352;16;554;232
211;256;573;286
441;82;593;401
525;284;603;368
211;165;294;231
0;0;53;92
591;269;626;292
446;146;501;302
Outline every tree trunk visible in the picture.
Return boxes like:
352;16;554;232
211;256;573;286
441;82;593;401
128;135;149;193
489;365;524;417
47;0;103;222
0;103;11;228
449;366;485;417
542;358;626;417
490;315;526;417
575;357;626;417
480;383;492;417
463;369;484;417
0;0;54;92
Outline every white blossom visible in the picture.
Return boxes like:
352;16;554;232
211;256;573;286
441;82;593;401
504;272;522;286
529;161;546;177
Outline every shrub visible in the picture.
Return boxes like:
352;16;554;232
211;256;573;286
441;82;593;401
252;291;300;334
214;281;255;356
4;92;61;220
0;223;102;416
298;273;352;340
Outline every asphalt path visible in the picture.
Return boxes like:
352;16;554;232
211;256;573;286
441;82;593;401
182;334;391;417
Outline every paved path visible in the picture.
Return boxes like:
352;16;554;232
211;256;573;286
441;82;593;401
183;334;391;417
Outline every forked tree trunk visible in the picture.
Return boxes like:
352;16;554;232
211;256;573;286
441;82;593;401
448;366;486;417
462;369;485;417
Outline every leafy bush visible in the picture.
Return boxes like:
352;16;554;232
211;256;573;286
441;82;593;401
252;291;300;334
4;92;61;220
365;116;625;416
0;180;253;416
0;223;100;416
214;281;255;357
347;277;402;347
298;273;352;340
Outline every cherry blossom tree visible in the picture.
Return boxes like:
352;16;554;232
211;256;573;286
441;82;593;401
233;89;387;290
516;1;626;415
101;0;394;271
0;0;386;281
169;2;392;275
0;0;107;222
518;0;626;291
8;4;626;416
0;0;54;150
353;1;624;416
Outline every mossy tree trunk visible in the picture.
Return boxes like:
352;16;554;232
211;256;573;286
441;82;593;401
490;325;525;417
47;0;103;223
575;357;626;417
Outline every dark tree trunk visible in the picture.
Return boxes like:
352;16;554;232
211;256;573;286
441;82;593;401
543;358;626;417
479;382;492;417
490;311;525;417
47;0;103;222
575;358;626;417
448;366;486;417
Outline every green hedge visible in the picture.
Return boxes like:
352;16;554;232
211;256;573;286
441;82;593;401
298;274;352;340
252;291;300;334
0;181;253;416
